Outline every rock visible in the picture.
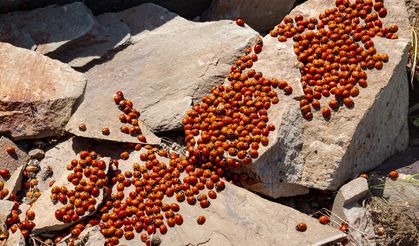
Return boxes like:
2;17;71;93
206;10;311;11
230;0;411;197
0;42;86;140
3;165;24;200
340;204;376;246
0;2;96;54
0;1;212;20
30;138;109;235
4;230;25;246
0;137;29;179
28;148;45;160
332;178;369;215
332;178;375;245
57;226;105;246
0;200;14;234
107;145;346;246
66;3;258;140
47;11;131;68
201;0;296;32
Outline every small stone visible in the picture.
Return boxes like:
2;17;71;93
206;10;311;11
29;148;45;160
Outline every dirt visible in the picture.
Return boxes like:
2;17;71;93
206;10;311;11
366;197;418;246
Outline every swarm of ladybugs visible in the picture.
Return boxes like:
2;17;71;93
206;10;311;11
0;0;400;245
270;0;398;120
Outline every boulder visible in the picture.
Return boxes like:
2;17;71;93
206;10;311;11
201;0;296;33
0;200;14;235
0;137;29;179
105;145;346;246
66;3;259;140
0;42;86;140
231;0;411;197
0;2;96;54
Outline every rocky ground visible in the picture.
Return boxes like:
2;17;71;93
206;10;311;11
0;0;418;246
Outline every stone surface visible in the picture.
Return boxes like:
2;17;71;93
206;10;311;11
0;137;29;179
3;165;24;200
0;42;86;140
0;200;14;235
28;148;45;160
3;230;25;246
0;1;212;20
201;0;296;32
0;2;96;54
47;11;131;68
104;145;346;246
66;3;259;140
231;0;411;197
338;203;376;246
332;178;369;213
30;138;109;234
332;178;375;245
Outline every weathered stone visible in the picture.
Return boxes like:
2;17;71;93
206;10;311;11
47;12;131;68
0;2;96;54
3;165;24;200
0;42;86;140
332;178;369;214
66;4;258;140
232;0;411;197
57;226;105;246
28;148;45;160
4;230;25;246
30;138;109;234
332;178;375;245
106;145;346;246
0;137;29;179
201;0;296;32
0;200;14;235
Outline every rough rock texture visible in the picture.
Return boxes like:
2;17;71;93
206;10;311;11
0;3;96;54
102;145;346;246
66;3;259;141
201;0;296;33
0;137;29;179
0;0;212;20
332;178;375;246
232;0;411;197
3;165;24;200
30;138;109;234
28;148;45;160
57;226;105;246
0;42;86;140
0;200;14;234
332;178;369;213
3;230;25;246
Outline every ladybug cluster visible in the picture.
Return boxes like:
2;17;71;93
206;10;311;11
51;151;109;228
270;0;397;120
114;91;147;143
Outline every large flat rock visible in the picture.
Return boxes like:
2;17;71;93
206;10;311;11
0;42;86;140
232;0;411;197
201;0;296;33
0;2;96;54
102;145;346;246
66;3;259;139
